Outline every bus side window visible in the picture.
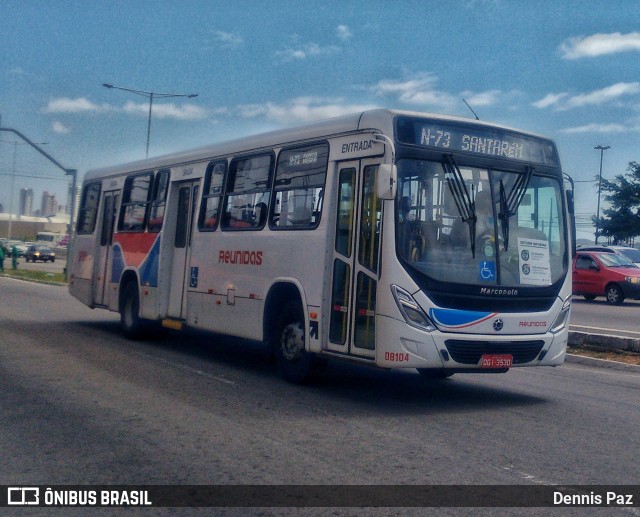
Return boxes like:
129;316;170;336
76;182;102;234
117;172;153;232
148;169;170;233
198;161;227;231
270;142;328;230
222;153;274;231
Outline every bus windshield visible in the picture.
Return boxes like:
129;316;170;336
396;158;567;288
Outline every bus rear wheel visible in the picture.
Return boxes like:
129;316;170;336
274;302;327;384
120;281;144;339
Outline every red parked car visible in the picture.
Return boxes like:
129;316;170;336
573;250;640;305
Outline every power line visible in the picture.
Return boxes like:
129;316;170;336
0;171;67;181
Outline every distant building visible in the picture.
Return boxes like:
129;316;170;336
20;188;34;216
41;191;57;218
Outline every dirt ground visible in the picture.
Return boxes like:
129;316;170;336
568;345;640;366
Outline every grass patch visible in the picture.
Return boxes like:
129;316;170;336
0;269;67;284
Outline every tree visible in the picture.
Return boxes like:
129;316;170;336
594;161;640;243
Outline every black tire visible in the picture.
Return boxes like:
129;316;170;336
583;295;596;301
273;301;327;384
120;281;144;339
51;258;55;262
605;284;624;305
417;368;454;380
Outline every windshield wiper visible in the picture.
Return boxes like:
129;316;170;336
442;154;477;257
498;166;534;250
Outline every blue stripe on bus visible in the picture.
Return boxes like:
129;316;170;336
429;308;496;329
138;236;160;287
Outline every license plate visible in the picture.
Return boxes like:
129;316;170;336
480;354;513;368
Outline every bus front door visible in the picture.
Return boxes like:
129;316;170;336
94;191;118;307
328;160;382;359
167;180;200;319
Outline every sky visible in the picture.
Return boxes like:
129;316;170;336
1;0;639;240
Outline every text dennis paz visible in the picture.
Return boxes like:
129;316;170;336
554;491;634;506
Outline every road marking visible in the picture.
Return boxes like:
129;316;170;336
571;325;640;336
135;350;236;385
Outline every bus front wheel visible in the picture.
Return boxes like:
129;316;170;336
274;302;327;384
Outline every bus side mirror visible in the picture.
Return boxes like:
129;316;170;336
377;163;397;200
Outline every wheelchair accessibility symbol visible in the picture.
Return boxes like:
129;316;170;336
479;261;496;281
190;266;199;288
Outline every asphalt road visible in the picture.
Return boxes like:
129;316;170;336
1;276;640;515
570;296;640;339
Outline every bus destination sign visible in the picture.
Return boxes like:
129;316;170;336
396;117;558;166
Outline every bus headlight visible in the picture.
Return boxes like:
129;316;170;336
550;296;571;334
391;285;435;332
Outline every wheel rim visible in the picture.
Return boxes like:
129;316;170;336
280;322;304;362
607;287;620;304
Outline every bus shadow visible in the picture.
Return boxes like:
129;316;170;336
72;320;548;415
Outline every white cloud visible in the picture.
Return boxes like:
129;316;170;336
371;73;457;109
44;97;109;113
212;30;244;49
52;121;70;134
44;96;208;121
560;32;640;59
564;82;640;109
461;89;502;107
533;83;640;111
123;101;209;120
238;96;378;124
7;67;27;76
275;43;340;61
335;24;352;41
532;93;568;109
560;123;628;134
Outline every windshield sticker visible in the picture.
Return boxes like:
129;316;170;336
518;237;551;285
479;260;496;282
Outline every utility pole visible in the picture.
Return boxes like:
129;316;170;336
594;145;610;245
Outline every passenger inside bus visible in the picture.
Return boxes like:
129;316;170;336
448;188;496;256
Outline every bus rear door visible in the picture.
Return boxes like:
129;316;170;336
328;159;382;359
94;190;119;307
167;180;200;320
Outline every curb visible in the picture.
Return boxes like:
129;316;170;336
0;272;67;287
568;330;640;353
567;331;640;372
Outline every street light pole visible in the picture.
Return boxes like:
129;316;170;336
594;145;610;245
102;83;198;158
0;125;77;277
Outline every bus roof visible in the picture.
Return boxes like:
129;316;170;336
84;109;553;181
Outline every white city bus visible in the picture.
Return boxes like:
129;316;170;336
36;231;67;246
69;109;574;382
